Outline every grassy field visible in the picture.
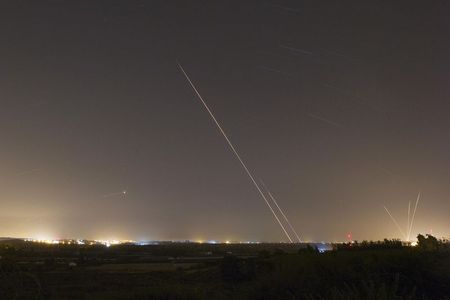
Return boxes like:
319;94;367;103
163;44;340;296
86;262;199;272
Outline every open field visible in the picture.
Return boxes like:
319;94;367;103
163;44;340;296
86;262;200;272
1;239;449;299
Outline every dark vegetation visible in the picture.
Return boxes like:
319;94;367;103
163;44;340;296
0;236;449;299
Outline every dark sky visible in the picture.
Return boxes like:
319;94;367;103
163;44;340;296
0;0;449;242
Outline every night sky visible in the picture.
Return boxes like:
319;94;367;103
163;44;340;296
1;1;449;242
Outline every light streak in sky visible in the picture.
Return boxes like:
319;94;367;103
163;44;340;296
260;180;302;243
177;62;294;243
102;190;127;198
279;44;313;55
307;113;344;128
16;168;41;177
407;192;421;241
407;201;411;241
270;5;302;14
383;205;406;240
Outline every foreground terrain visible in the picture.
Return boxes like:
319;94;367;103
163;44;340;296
1;238;449;299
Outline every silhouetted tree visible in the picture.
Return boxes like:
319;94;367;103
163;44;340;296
417;234;439;251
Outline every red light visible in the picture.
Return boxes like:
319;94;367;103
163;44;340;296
347;233;352;242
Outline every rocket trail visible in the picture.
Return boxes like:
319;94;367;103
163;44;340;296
102;190;127;198
177;62;293;243
268;191;302;243
383;205;406;240
260;180;302;243
16;168;41;177
279;44;313;55
270;5;302;14
407;201;411;241
408;192;420;241
307;113;344;128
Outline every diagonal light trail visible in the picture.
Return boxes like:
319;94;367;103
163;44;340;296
102;190;127;198
408;192;421;241
177;62;293;243
383;205;406;240
260;180;302;243
268;191;302;243
307;113;344;128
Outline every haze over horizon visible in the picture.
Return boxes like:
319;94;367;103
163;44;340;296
1;0;449;242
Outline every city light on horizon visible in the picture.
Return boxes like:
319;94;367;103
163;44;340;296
0;0;448;245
